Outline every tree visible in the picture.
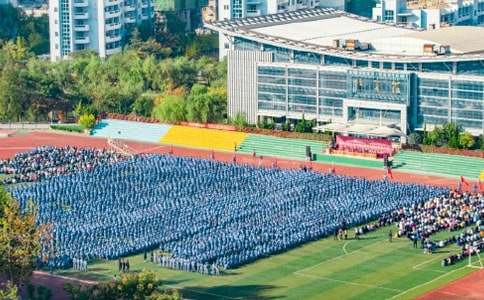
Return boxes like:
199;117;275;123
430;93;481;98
427;126;445;146
0;60;30;121
64;270;181;300
232;112;247;130
459;132;475;149
152;94;186;123
78;113;96;130
185;84;227;123
0;282;18;300
442;122;461;148
0;186;42;285
294;117;315;133
0;4;49;55
132;94;155;117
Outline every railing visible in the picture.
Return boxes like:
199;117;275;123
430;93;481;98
0;123;51;130
107;138;135;156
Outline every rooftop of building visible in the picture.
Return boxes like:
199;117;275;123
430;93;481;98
205;7;484;62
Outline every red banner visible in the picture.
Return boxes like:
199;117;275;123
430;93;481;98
336;135;393;157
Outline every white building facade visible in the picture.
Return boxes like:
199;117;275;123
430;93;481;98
372;0;484;29
215;0;345;59
49;0;155;61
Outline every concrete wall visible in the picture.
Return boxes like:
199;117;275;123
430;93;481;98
227;50;273;124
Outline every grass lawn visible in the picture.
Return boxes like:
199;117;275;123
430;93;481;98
57;226;477;300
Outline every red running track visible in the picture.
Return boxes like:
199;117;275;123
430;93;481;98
0;131;469;190
416;269;484;300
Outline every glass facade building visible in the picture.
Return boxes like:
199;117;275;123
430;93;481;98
208;9;484;138
232;36;484;136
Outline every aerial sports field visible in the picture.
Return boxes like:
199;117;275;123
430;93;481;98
1;130;483;299
57;226;482;300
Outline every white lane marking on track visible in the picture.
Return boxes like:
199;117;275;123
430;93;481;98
386;265;468;299
293;271;403;293
342;240;352;254
412;256;447;273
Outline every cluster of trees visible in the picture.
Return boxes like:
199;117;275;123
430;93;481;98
408;123;484;150
129;12;218;60
0;40;227;123
65;271;180;300
0;185;44;298
0;4;49;55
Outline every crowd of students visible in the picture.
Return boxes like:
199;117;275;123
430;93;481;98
0;146;125;184
9;154;444;271
375;191;483;266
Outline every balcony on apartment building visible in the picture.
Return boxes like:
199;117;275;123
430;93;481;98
73;0;88;8
105;22;122;31
124;3;136;12
124;14;137;23
105;9;122;18
74;36;90;44
74;24;90;31
246;9;262;17
105;34;122;43
105;0;122;6
73;12;89;19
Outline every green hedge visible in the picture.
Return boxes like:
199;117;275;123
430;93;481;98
50;124;84;133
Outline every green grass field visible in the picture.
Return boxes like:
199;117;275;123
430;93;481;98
57;226;478;300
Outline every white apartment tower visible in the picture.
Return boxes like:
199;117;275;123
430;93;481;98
49;0;154;61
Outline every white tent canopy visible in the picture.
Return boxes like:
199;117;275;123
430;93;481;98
368;126;404;137
314;123;348;132
345;123;378;135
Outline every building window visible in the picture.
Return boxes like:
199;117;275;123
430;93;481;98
384;10;394;22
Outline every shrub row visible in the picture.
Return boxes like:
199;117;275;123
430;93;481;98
107;113;159;124
50;124;84;133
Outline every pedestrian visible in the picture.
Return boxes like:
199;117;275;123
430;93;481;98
388;230;393;242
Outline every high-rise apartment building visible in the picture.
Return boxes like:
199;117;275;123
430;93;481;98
49;0;155;61
372;0;484;29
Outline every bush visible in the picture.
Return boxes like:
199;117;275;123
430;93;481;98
294;117;316;133
258;118;275;130
232;112;247;130
407;132;422;146
152;95;186;123
78;113;96;130
132;95;155;117
459;131;475;149
50;124;84;133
